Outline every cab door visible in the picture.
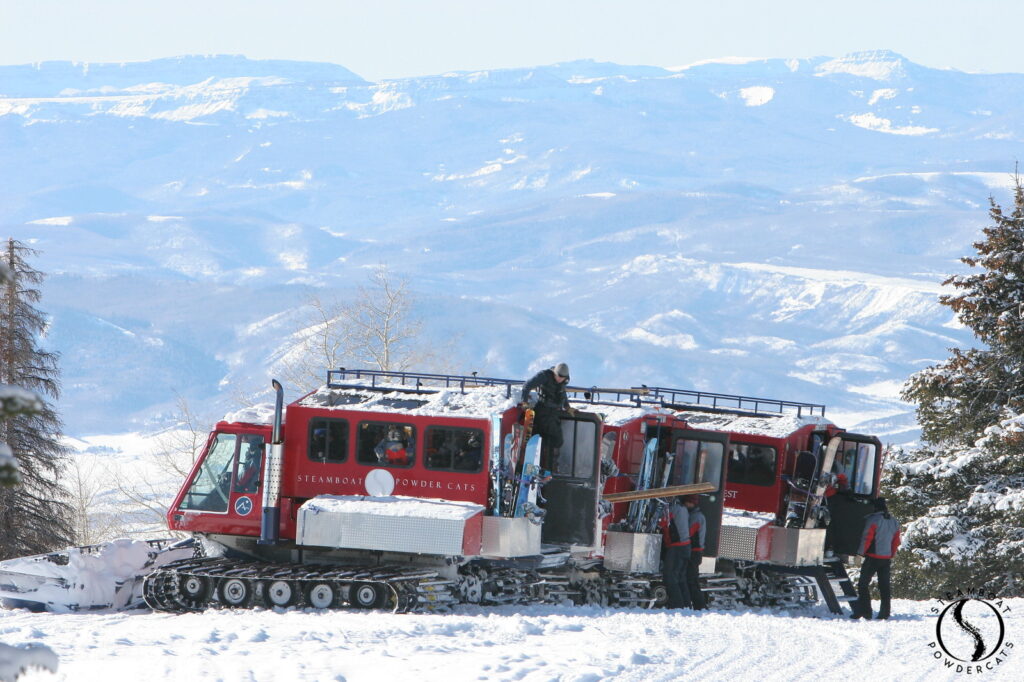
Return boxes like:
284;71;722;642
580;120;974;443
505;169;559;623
541;414;603;549
170;427;269;536
669;429;730;557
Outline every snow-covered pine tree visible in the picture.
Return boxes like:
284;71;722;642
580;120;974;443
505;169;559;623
891;180;1024;598
0;239;73;558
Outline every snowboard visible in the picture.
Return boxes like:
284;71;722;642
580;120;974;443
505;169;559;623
513;434;546;519
803;435;842;528
505;409;535;516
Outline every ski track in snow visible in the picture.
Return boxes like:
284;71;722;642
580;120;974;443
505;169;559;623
4;600;1022;681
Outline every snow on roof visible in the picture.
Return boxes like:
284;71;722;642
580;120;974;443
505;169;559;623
297;383;520;419
302;494;484;521
588;402;675;427
221;402;280;426
674;409;830;439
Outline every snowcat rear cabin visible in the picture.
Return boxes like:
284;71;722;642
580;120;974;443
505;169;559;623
633;386;885;613
593;403;728;564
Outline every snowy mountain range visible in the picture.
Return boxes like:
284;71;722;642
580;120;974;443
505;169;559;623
3;50;1019;441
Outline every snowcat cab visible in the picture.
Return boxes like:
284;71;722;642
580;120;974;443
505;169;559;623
171;423;271;537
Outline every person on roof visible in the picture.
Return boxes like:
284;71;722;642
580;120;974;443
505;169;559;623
682;495;707;610
520;363;576;471
658;497;692;609
851;497;901;620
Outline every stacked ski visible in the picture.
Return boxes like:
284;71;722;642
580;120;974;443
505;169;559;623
491;408;548;523
624;438;659;532
803;436;841;528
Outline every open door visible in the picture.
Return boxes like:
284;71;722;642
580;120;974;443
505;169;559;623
669;429;729;557
541;414;602;548
819;431;884;554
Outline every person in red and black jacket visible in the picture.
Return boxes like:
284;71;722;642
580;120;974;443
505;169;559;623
682;495;707;610
852;497;901;620
658;497;692;609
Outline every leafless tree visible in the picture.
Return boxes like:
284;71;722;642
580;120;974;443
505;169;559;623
66;456;128;545
279;264;442;393
107;395;212;535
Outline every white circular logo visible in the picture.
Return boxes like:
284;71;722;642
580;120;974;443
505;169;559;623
365;469;396;496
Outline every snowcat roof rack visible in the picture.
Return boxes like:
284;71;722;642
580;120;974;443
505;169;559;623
633;385;826;418
325;369;652;404
327;368;523;397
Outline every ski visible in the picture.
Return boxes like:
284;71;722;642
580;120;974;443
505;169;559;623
803;435;842;528
643;446;675;532
626;438;658;532
489;415;503;516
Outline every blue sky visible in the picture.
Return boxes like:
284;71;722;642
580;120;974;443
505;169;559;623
1;0;1021;81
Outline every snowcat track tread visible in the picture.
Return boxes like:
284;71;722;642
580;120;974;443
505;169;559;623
143;557;456;614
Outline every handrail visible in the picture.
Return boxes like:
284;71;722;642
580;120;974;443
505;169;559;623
322;369;827;417
634;385;826;418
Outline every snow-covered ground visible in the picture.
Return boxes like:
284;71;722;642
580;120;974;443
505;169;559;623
3;599;1021;681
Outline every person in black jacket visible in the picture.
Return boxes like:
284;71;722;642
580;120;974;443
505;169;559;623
520;363;576;470
658;497;692;609
682;495;707;610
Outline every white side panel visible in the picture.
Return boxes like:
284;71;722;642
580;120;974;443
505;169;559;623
480;516;541;558
296;495;483;556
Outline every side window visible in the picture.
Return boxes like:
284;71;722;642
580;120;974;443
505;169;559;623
424;426;484;473
672;439;725;490
727;443;777;487
552;419;598;478
600;432;617;472
308;418;349;463
179;433;237;512
853;442;876;495
671;439;700;486
234;434;265;494
357;422;415;468
698;442;724;490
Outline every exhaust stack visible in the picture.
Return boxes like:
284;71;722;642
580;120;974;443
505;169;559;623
258;379;285;545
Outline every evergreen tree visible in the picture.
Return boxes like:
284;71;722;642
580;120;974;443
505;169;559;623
902;181;1024;446
890;180;1024;597
1;258;41;487
0;239;73;558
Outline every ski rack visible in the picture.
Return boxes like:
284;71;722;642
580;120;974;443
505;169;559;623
326;369;652;404
633;385;826;418
324;369;826;417
327;368;522;398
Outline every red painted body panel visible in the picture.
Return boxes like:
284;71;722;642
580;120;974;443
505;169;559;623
169;405;504;543
462;513;483;555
